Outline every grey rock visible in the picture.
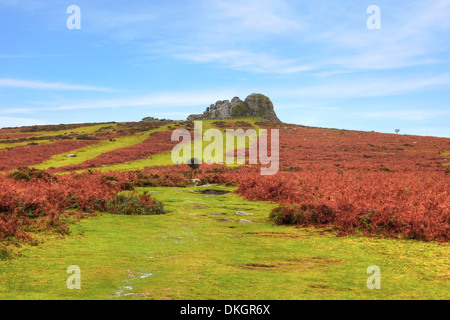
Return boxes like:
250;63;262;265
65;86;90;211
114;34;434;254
66;154;77;157
142;116;174;122
141;116;158;122
239;219;254;223
187;94;280;122
236;211;254;216
244;94;280;122
187;114;204;121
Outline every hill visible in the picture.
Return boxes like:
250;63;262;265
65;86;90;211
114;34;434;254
0;118;449;300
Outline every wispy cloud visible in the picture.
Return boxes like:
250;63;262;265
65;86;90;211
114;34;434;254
397;126;450;138
141;0;308;74
152;112;191;117
53;91;237;111
0;54;63;59
280;73;450;98
0;90;241;114
0;78;116;92
143;1;449;75
0;116;48;128
351;109;450;121
205;0;304;34
175;49;313;74
314;1;450;72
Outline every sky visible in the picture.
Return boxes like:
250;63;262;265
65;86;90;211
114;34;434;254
0;0;449;137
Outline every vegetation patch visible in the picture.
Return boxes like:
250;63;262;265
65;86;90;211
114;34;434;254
106;194;169;216
197;189;230;195
245;231;307;239
240;257;342;272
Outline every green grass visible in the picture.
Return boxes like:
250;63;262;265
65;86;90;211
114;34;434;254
442;151;450;166
72;119;265;172
178;118;264;167
0;140;55;150
1;186;448;300
34;126;170;171
29;123;120;138
100;151;174;171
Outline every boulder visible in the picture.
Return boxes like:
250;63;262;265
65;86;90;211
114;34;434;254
141;116;158;122
236;211;254;216
244;94;280;122
187;114;204;121
230;97;251;118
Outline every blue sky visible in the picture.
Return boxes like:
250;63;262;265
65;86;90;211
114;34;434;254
0;0;449;137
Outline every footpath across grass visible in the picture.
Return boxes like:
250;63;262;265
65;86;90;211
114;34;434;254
0;186;448;300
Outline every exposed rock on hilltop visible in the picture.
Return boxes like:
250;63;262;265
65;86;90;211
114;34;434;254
187;94;280;122
141;116;174;122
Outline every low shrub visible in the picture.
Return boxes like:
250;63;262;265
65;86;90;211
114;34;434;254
105;194;168;216
76;134;99;141
7;170;30;181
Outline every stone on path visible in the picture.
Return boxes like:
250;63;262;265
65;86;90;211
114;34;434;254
236;211;253;216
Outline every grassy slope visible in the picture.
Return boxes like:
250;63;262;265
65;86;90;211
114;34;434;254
78;118;262;172
34;125;169;171
0;123;117;152
26;123;119;138
0;186;448;300
0;140;51;150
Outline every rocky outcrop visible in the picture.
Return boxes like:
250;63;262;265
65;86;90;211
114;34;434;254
244;94;280;121
187;94;280;122
141;116;175;122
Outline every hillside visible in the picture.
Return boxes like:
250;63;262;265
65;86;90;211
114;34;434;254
0;119;449;299
1;119;448;173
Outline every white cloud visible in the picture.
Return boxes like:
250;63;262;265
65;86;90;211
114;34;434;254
398;126;450;138
175;49;313;74
152;112;191;117
140;0;309;74
0;116;48;128
0;78;116;92
0;54;62;59
351;109;450;121
281;73;450;98
316;1;450;72
0;107;36;114
54;91;236;111
209;0;304;34
0;90;242;114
